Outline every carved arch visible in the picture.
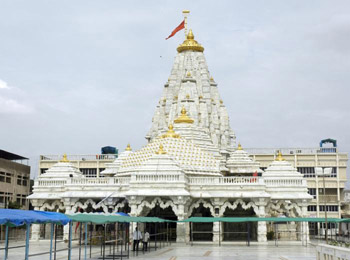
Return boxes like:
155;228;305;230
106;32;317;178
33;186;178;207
136;197;178;216
40;200;65;211
188;199;215;217
71;199;108;213
219;199;259;217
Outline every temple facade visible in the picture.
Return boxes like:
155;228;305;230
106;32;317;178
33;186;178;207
29;29;312;243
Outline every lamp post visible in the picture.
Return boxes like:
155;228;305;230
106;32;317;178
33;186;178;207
315;167;332;243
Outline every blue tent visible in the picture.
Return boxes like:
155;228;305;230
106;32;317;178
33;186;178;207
0;209;70;260
0;209;70;226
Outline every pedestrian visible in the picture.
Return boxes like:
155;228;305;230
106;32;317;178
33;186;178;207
143;230;150;251
133;227;142;251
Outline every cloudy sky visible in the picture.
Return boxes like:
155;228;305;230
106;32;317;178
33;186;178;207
0;1;349;178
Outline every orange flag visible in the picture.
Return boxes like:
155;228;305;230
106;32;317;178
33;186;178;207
166;20;185;40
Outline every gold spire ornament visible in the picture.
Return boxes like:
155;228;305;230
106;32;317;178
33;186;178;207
187;72;191;77
174;107;194;124
155;144;167;155
161;124;180;138
125;144;132;151
276;151;285;161
60;154;69;162
237;143;243;150
177;29;204;53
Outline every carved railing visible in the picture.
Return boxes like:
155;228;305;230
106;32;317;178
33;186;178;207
132;174;182;182
316;244;350;260
188;176;263;185
36;180;67;187
264;179;306;187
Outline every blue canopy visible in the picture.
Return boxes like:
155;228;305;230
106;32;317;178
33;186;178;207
0;209;70;226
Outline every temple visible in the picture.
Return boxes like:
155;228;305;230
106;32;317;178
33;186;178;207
29;19;314;243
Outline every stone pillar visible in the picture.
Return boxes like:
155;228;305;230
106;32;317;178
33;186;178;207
31;201;43;241
63;205;72;241
301;203;310;242
256;199;267;242
213;222;220;243
176;203;186;243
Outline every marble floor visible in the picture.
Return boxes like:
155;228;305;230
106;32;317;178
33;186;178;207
1;241;318;260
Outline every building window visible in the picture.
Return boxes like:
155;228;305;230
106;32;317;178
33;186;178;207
297;167;315;178
308;188;316;199
319;205;338;212
80;168;97;178
40;169;48;174
308;205;317;211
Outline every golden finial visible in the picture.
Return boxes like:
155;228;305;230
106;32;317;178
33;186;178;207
187;72;191;77
210;77;214;81
174;107;194;124
125;144;132;151
186;94;190;99
177;29;204;53
60;154;69;162
163;98;166;102
174;95;178;100
237;143;243;150
199;95;203;99
161;124;180;138
155;144;167;155
276;151;285;161
220;100;223;104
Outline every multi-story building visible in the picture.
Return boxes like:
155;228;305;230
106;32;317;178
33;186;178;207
0;149;31;209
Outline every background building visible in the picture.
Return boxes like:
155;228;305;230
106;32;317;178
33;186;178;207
0;149;30;209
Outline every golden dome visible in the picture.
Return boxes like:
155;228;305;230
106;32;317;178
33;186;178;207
161;124;180;138
276;151;285;161
125;144;132;151
174;107;194;124
60;154;69;162
177;29;204;53
155;144;167;155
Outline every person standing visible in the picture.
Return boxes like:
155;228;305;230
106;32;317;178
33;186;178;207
143;230;150;251
133;227;142;251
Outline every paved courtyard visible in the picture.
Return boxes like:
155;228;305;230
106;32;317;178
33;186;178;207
1;241;318;260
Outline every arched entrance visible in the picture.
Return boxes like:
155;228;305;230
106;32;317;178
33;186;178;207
223;205;257;241
146;205;178;241
190;204;213;241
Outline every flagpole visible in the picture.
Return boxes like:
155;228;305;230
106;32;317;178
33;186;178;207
183;10;190;36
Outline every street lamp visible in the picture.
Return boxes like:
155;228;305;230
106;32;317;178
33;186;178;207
315;167;332;243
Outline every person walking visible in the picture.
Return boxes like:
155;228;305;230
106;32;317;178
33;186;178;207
143;230;150;251
133;227;142;251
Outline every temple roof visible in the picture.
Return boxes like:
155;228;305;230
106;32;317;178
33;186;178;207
226;144;262;174
118;132;221;176
39;155;83;179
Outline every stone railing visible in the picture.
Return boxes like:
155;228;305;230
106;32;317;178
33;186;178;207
40;154;117;161
69;177;130;186
265;179;306;187
188;176;264;185
131;174;183;183
34;176;308;190
36;180;67;187
316;244;350;260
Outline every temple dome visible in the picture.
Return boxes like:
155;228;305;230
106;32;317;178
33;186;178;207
39;155;83;179
226;144;262;175
100;144;133;176
177;30;204;53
